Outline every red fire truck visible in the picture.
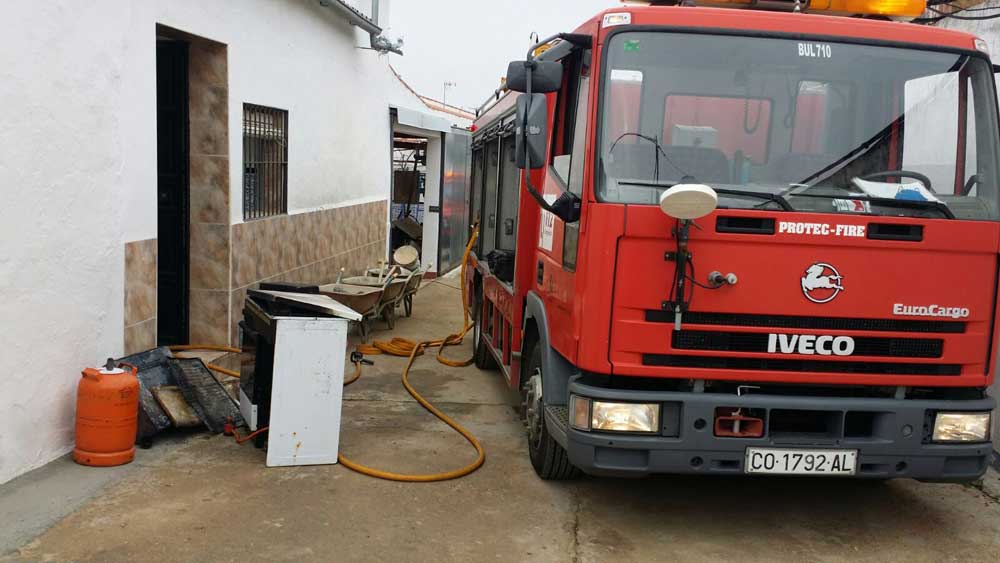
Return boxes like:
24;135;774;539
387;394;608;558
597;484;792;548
466;0;997;481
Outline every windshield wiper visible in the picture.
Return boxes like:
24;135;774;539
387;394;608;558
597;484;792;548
616;180;794;211
788;191;956;219
609;132;690;181
797;121;897;186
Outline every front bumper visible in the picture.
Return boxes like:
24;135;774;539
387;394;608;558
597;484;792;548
549;379;994;481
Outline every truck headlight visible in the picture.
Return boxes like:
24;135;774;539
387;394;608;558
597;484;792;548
593;401;659;433
569;396;660;433
932;412;991;442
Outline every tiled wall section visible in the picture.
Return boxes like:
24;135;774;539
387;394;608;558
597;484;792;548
124;238;157;355
229;199;388;345
188;39;230;346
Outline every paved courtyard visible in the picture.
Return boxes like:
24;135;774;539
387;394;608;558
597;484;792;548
3;280;1000;562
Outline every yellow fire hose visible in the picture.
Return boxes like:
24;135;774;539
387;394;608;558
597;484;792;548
168;344;242;378
172;225;484;482
341;225;483;481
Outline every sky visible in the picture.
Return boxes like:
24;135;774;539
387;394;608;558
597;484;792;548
385;0;619;111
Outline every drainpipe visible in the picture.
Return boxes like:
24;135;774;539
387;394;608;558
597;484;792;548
318;0;403;55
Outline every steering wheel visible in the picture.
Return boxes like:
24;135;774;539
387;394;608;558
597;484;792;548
859;170;934;193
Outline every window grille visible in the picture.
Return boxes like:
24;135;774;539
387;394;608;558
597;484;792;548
243;104;288;219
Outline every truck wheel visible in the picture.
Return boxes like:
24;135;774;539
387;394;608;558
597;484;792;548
472;291;496;370
523;345;580;480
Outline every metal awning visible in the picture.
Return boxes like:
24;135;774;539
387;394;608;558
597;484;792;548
393;106;453;134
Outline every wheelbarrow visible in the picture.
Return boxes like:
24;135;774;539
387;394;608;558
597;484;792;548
341;271;406;329
316;283;383;340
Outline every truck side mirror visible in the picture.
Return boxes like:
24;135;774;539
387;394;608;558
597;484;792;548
515;93;547;170
506;60;563;93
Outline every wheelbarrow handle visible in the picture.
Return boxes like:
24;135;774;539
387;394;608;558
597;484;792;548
382;266;400;286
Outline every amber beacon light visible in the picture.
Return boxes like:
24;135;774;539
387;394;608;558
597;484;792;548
651;0;928;18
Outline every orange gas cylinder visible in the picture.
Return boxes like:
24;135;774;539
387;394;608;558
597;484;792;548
73;358;140;467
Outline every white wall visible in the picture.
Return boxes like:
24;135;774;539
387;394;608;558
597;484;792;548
0;0;402;485
120;0;396;233
0;1;131;486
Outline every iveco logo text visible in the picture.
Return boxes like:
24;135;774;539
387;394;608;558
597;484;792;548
767;334;855;356
893;304;970;319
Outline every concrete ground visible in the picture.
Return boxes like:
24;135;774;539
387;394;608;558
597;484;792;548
3;278;1000;562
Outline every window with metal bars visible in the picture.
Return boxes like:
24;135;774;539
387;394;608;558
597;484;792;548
243;104;288;219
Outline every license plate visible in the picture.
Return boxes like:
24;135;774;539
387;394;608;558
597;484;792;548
745;447;857;475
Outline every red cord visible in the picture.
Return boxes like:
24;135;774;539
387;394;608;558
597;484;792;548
223;417;269;444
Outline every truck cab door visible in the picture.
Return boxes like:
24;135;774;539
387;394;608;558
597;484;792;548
535;50;592;358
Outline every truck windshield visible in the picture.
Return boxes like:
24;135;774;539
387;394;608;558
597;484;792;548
598;32;1000;221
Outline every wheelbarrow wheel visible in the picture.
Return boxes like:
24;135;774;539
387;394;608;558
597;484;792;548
383;308;396;330
404;294;413;317
358;319;370;342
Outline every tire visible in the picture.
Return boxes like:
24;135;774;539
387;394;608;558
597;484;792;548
472;290;497;370
523;345;580;480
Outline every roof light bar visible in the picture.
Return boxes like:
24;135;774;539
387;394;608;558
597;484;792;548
630;0;926;17
811;0;926;17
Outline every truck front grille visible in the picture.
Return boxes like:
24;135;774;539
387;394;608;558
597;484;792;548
645;310;965;334
641;354;961;376
672;330;943;358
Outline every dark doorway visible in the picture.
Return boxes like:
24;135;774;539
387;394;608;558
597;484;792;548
156;40;190;345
